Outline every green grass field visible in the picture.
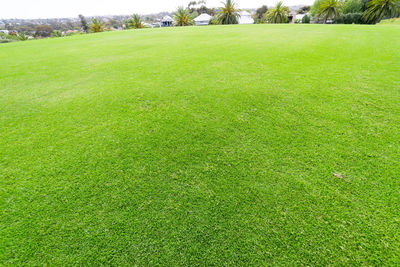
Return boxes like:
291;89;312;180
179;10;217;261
1;24;400;265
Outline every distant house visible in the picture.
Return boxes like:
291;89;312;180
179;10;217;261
160;16;173;27
289;12;296;23
8;30;18;35
238;11;254;24
194;13;212;26
143;23;153;28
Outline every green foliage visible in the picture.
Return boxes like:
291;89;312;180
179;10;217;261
218;0;241;24
52;30;62;37
209;18;220;25
317;0;344;23
91;18;104;32
311;0;324;16
106;18;122;30
0;32;16;43
302;14;312;23
79;14;89;32
0;32;30;43
265;1;290;23
255;5;268;22
297;5;311;13
343;0;363;13
17;32;29;41
188;0;217;16
126;14;144;29
174;7;194;26
335;12;364;22
35;24;54;37
363;0;400;23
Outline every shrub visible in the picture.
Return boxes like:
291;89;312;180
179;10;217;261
302;14;311;23
209;18;220;25
52;31;62;37
0;32;19;41
335;12;364;23
17;32;29;41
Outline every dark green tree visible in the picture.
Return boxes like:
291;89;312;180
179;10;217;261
255;5;268;21
35;25;54;37
79;14;89;32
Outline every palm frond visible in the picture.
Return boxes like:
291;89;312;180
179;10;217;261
363;0;400;23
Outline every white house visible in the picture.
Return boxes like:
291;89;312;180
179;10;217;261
238;11;254;24
295;14;306;21
160;16;173;27
194;13;212;26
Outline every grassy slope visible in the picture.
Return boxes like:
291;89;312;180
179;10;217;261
379;18;400;25
0;25;399;265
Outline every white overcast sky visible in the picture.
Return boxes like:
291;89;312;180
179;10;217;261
0;0;313;19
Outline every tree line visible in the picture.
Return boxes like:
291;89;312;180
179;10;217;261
311;0;399;24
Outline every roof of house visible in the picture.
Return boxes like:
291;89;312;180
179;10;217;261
161;16;173;22
239;11;252;16
194;13;212;22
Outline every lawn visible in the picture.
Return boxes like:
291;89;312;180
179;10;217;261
1;24;399;265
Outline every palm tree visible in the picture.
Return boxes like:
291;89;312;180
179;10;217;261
127;14;144;29
91;18;104;32
218;0;241;24
317;0;343;23
265;1;290;23
174;7;194;26
363;0;400;23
